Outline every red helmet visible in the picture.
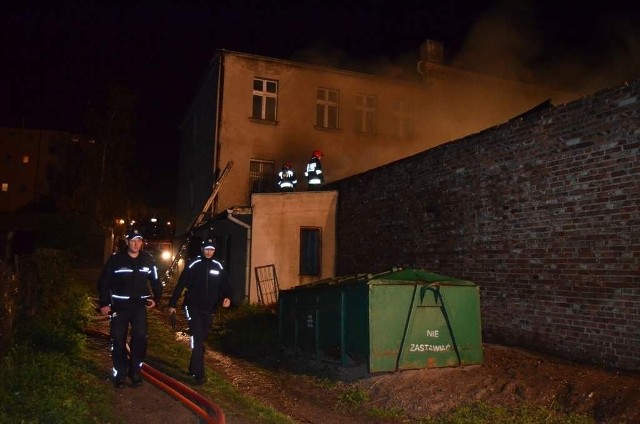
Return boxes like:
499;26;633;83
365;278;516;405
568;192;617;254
282;163;291;170
312;150;323;159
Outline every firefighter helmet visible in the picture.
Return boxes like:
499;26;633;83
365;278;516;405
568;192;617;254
312;150;323;159
282;163;291;170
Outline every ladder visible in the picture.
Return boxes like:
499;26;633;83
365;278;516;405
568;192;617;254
163;161;234;281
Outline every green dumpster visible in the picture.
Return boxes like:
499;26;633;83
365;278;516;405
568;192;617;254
279;268;482;373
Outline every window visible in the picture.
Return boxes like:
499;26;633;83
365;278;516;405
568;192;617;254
252;78;278;121
22;155;29;164
249;159;275;196
1;183;8;192
316;88;339;129
393;100;414;139
355;94;376;133
300;227;321;276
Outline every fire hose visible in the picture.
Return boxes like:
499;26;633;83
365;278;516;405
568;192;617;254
83;327;225;424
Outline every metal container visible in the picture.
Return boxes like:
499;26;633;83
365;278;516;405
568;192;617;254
279;268;482;373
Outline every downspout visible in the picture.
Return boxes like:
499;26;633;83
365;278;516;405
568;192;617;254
226;209;252;304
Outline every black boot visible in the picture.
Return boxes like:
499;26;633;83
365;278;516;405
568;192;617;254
130;372;143;388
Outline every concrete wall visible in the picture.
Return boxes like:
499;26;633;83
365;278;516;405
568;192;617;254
250;191;337;303
327;79;640;370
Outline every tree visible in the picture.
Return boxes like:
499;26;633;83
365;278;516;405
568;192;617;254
69;85;139;229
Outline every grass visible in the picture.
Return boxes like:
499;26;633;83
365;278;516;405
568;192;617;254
1;253;596;424
144;310;295;424
417;402;594;424
0;344;116;423
0;250;116;423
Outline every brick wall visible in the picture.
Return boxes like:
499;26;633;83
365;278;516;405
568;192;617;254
328;79;640;370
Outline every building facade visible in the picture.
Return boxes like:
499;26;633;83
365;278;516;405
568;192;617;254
0;127;96;212
176;45;575;233
175;43;577;303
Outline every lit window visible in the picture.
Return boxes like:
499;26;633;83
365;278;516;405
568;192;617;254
316;88;339;129
355;94;376;133
22;155;29;164
252;78;278;121
393;100;414;139
300;227;321;276
249;159;275;197
1;183;8;192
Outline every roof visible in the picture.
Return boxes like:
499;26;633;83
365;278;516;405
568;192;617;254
289;267;474;290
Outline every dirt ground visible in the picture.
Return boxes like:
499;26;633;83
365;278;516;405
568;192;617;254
88;319;640;424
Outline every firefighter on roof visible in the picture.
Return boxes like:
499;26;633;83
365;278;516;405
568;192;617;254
276;162;298;192
304;150;324;190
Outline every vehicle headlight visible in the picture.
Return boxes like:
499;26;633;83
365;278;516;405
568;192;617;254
161;250;172;261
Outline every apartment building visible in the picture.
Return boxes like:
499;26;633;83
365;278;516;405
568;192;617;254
0;127;96;212
175;41;576;303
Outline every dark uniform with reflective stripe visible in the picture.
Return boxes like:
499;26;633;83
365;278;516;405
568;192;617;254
304;156;323;190
98;250;162;381
277;168;298;191
168;255;231;380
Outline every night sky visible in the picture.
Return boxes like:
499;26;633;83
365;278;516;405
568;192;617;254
3;1;640;208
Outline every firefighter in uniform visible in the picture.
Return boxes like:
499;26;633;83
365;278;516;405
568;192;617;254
304;150;324;190
168;238;232;385
276;162;298;192
98;229;163;388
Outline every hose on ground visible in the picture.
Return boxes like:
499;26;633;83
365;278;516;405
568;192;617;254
84;327;225;424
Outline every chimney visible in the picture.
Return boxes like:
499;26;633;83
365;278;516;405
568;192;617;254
420;39;444;64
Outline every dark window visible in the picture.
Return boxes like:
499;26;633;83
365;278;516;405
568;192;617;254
355;93;376;133
249;159;275;196
252;78;278;121
316;88;339;129
393;100;414;139
300;227;321;276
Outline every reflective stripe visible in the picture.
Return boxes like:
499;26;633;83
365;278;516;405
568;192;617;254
209;269;220;275
309;178;322;184
188;259;202;269
112;294;130;299
279;182;294;188
115;269;133;274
